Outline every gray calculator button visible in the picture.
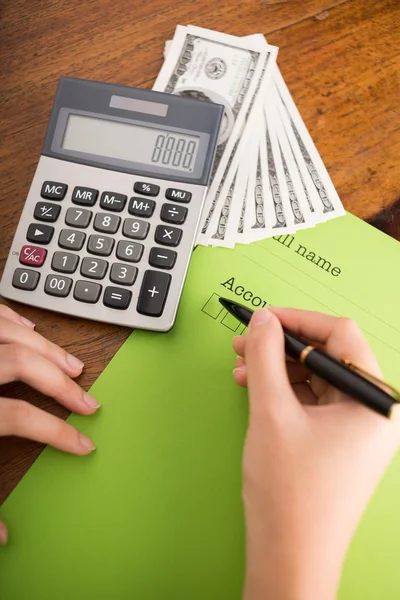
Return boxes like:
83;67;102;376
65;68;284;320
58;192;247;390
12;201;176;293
100;191;127;212
65;207;92;229
52;251;79;274
12;268;40;291
73;280;102;303
72;187;99;206
34;202;61;223
122;218;149;240
80;257;108;280
87;235;115;256
44;274;72;298
110;263;138;286
93;213;121;234
116;240;143;263
58;229;86;250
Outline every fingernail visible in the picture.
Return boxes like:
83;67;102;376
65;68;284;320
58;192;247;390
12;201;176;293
19;316;35;328
79;433;96;452
0;522;8;545
66;353;84;371
250;308;271;327
83;392;101;410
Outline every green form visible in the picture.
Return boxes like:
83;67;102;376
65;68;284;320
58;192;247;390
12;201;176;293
1;213;400;599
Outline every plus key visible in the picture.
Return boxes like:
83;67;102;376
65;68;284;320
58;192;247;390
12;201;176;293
19;245;47;267
137;270;171;317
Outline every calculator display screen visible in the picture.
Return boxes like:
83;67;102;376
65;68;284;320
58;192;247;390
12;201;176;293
61;114;200;173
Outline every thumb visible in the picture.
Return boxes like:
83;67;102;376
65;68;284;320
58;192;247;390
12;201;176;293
245;309;296;421
0;520;8;545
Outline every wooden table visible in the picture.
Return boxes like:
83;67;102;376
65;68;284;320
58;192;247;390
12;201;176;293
1;0;399;504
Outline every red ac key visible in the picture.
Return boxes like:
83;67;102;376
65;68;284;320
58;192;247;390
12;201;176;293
19;245;47;267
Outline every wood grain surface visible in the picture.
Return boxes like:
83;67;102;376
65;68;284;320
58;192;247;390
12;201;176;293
0;0;399;504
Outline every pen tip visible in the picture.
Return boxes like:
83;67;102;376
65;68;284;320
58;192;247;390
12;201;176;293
219;297;230;309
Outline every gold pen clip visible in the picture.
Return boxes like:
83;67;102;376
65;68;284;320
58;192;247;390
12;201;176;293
340;358;400;402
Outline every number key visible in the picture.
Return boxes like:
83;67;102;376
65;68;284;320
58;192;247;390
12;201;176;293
93;213;121;234
65;207;92;228
58;229;86;250
52;251;79;274
44;274;72;298
87;235;115;257
122;218;149;240
80;257;108;280
110;263;138;286
116;240;143;263
12;268;40;291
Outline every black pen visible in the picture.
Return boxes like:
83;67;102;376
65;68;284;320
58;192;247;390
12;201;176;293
219;297;400;420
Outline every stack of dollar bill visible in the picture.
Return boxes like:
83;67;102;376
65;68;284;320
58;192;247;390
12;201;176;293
153;25;345;248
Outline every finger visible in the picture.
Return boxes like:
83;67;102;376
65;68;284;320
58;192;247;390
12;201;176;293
0;317;84;377
245;309;300;421
0;520;8;545
0;397;95;455
233;335;246;357
0;304;35;329
235;356;245;369
233;366;247;388
269;307;380;376
0;344;99;414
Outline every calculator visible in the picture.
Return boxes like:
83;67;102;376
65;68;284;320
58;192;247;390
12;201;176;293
0;77;223;331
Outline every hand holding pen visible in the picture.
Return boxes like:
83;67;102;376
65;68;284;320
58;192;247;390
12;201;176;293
226;305;400;600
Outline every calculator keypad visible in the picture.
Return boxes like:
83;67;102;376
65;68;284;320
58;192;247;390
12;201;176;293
3;159;208;330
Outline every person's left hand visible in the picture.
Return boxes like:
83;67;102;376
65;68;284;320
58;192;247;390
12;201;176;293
0;305;99;545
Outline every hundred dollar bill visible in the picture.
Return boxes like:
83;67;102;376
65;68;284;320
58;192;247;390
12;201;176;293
273;67;345;218
155;25;278;246
265;103;315;230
